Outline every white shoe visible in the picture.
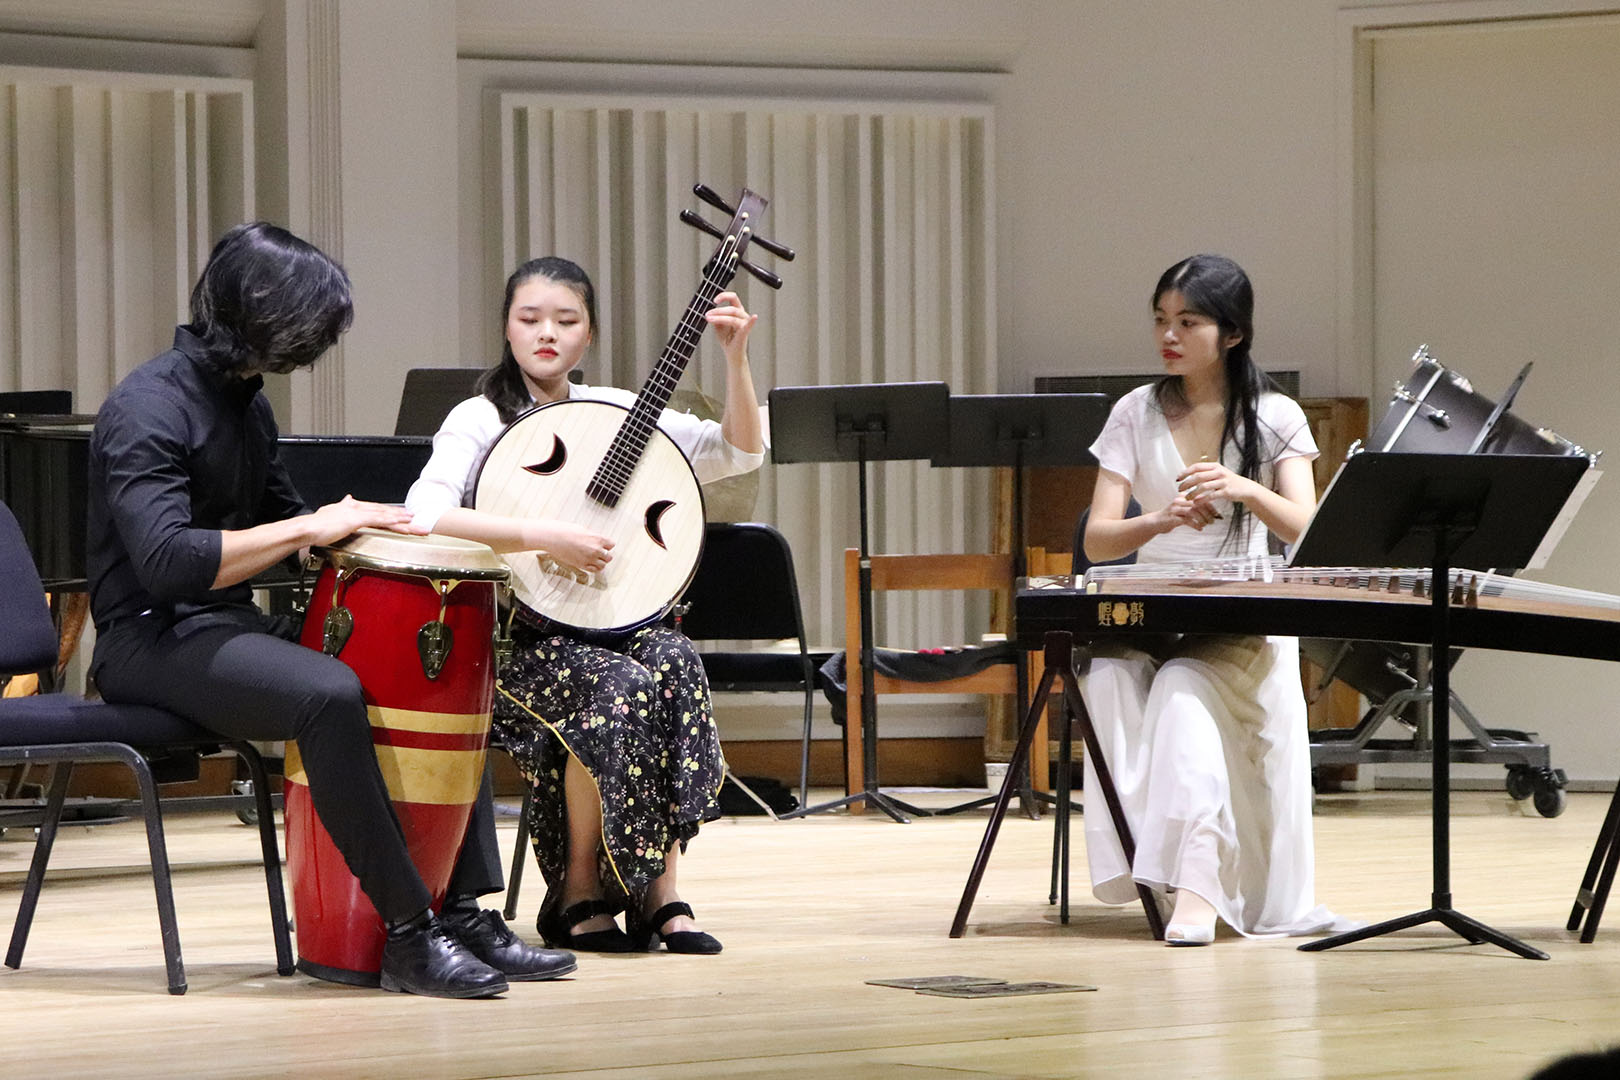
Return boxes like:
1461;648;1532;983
1164;921;1214;946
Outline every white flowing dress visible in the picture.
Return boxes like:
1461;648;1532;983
1080;385;1345;937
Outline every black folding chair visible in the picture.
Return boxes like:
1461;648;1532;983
0;498;292;994
679;521;818;812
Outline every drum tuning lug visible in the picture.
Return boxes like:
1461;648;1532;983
322;606;354;656
419;621;453;680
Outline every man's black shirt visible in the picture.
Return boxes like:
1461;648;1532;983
88;326;309;632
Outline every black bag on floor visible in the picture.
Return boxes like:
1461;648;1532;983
718;774;799;816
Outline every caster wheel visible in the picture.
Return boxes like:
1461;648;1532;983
232;779;258;826
1505;766;1535;802
1533;784;1567;818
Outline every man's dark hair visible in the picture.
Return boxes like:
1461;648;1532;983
188;222;353;374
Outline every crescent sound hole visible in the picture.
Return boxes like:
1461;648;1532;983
644;500;675;549
522;435;567;476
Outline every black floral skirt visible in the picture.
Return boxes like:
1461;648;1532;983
493;622;724;913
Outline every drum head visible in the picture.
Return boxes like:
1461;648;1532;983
316;529;510;581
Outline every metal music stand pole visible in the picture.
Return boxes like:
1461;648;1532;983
925;393;1110;818
1292;451;1588;959
768;383;950;822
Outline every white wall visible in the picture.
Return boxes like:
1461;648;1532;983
997;0;1346;396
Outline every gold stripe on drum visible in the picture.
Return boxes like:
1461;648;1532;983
284;707;490;805
371;744;488;805
285;743;488;806
366;706;491;735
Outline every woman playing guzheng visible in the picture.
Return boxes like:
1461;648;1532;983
405;256;763;955
1080;253;1348;944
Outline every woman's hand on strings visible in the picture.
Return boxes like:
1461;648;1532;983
525;520;615;573
706;290;759;366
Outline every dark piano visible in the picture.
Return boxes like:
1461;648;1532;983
0;418;433;590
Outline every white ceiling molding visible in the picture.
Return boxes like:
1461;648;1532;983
0;0;263;47
455;0;1030;72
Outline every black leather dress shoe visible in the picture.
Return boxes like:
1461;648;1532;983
443;908;578;981
379;917;509;998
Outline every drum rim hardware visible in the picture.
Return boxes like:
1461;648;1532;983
315;529;510;582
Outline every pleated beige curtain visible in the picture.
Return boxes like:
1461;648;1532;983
491;91;997;648
0;66;253;412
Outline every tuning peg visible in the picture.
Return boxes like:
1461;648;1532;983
749;232;795;263
679;208;725;242
693;183;736;216
741;259;783;290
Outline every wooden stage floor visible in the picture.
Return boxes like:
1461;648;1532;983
2;788;1618;1079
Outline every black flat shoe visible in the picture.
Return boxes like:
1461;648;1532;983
379;916;508;998
538;898;634;953
631;901;723;955
442;908;578;980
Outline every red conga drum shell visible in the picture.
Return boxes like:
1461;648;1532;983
285;530;508;986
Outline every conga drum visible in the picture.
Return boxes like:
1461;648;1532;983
285;530;509;985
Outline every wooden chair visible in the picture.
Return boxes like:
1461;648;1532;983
840;548;1020;816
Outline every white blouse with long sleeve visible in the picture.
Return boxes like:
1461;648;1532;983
404;381;764;533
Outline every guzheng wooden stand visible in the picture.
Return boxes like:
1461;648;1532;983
1567;790;1620;941
950;630;1164;939
1294;451;1586;960
767;382;949;823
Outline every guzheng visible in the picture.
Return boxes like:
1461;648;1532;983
1015;558;1620;663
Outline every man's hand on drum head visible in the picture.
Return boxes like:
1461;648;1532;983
307;495;428;547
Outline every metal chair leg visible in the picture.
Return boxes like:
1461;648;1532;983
122;749;187;994
798;682;815;811
503;786;532;922
5;762;71;973
234;743;294;975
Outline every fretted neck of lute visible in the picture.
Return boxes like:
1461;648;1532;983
585;258;736;509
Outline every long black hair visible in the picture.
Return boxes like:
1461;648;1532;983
477;256;598;424
189;222;352;375
1151;253;1281;550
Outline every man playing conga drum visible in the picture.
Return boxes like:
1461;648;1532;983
86;222;575;998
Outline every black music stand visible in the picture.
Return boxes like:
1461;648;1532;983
929;394;1109;816
768;382;950;823
1293;451;1587;960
